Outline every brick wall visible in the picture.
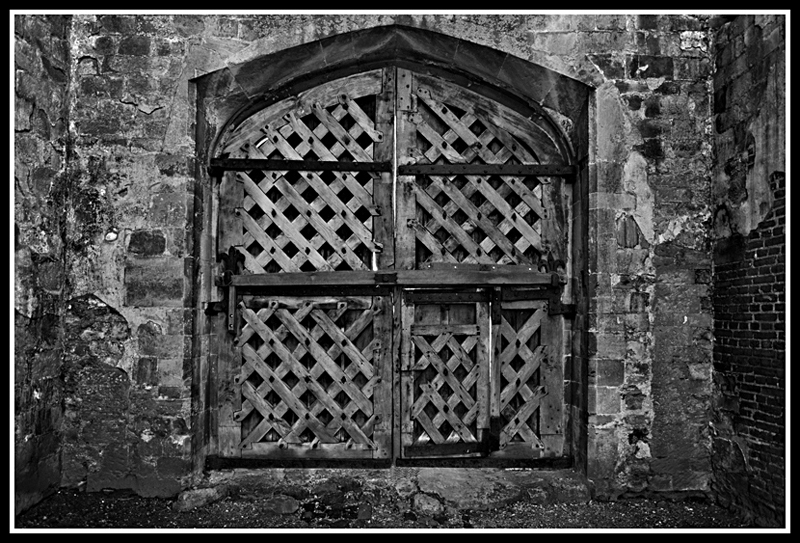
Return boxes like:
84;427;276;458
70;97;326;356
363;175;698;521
711;172;785;526
710;14;785;528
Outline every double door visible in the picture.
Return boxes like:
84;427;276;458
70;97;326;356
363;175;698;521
210;66;573;461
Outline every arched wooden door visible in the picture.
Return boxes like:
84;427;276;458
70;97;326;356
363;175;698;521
209;66;574;461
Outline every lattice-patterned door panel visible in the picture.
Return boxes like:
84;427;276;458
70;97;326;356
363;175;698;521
492;298;563;458
227;294;392;458
400;292;491;457
395;69;569;274
218;69;395;276
229;166;382;274
212;69;396;459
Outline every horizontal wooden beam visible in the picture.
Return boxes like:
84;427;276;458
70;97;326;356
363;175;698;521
208;159;575;178
231;269;558;288
233;271;377;287
398;163;576;177
403;441;486;458
242;443;376;459
209;158;393;175
410;324;480;336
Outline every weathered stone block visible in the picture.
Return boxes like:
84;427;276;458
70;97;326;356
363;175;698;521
592;359;625;386
124;257;185;307
118;34;151;56
147;189;186;226
588;53;625;79
588;331;626;359
128;229;166;257
135;357;158;386
157;358;184;387
622;385;646;410
637;15;659;30
137;321;183;359
590;385;621;415
629;55;675;79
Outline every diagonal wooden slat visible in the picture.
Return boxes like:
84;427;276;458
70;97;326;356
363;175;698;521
283;110;378;213
221;70;383;156
311;101;373;163
413;408;447;445
239;147;371;272
427;176;520;261
241;174;335;270
337;93;383;141
411;335;476;410
239;380;301;445
419;173;543;264
273;308;373;415
499;385;546;446
411;333;480;429
309;309;374;379
501;176;546;220
416;88;514;166
418;382;476;442
260;125;378;245
469;177;543;254
273;176;370;270
241;343;339;443
251;167;374;268
413;118;469;164
241;319;375;447
237;300;378;425
500;345;545;409
238;203;303;272
411;183;488;261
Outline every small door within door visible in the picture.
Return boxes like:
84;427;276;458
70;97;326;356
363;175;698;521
399;291;563;459
400;291;491;457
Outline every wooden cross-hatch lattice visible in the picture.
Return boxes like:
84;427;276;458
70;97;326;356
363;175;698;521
210;66;572;461
232;295;391;457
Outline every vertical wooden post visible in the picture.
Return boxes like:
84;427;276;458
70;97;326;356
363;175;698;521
490;290;502;424
374;67;396;273
398;295;415;457
216;171;244;457
395;68;417;272
540;310;565;457
476;301;491;440
372;293;393;458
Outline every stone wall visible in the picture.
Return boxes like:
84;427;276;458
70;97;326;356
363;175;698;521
14;14;71;515
62;14;197;498
709;15;785;527
14;13;766;511
577;15;716;498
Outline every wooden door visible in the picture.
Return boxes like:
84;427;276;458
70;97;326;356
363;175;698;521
394;69;569;458
211;66;572;461
213;68;395;459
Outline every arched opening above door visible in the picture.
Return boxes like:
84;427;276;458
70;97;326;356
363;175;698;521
197;25;591;167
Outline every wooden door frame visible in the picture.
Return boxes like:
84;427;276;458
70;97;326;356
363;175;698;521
196;54;587;469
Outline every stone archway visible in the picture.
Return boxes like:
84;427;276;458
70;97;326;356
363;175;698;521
191;24;592;470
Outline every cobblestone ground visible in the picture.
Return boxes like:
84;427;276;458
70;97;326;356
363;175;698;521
16;486;755;531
